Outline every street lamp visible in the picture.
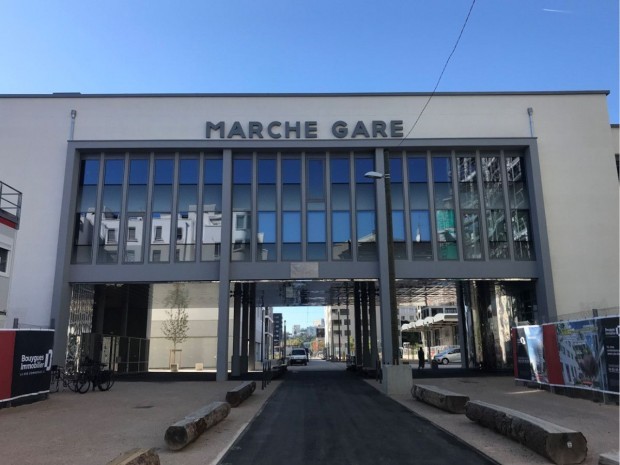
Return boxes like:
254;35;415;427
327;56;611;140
365;150;400;365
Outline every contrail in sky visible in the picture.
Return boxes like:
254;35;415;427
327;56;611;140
543;8;572;14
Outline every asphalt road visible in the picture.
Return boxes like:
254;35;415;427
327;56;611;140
218;365;496;465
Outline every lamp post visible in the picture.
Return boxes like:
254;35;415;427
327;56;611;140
365;149;400;365
283;320;287;362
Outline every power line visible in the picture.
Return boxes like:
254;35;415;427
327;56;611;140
398;0;477;145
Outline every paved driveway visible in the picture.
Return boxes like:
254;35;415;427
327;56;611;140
218;369;495;465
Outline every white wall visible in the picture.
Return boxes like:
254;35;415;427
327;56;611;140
1;92;617;327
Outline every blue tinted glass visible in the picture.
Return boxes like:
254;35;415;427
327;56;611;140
433;157;452;182
204;158;223;184
282;212;301;242
127;185;147;212
331;184;350;210
355;158;374;183
258;185;276;210
179;159;198;184
390;157;403;182
233;159;252;184
282;159;301;184
129;159;149;185
154;159;174;184
356;184;375;210
178;185;197;211
81;159;100;185
307;211;326;242
392;211;405;241
152;185;172;211
408;158;427;182
331;158;349;183
411;211;431;241
332;211;351;242
258;159;276;184
203;185;222;211
232;185;251;210
356;211;376;240
282;185;301;210
102;186;122;211
104;159;124;185
391;184;404;210
307;159;324;199
258;212;276;243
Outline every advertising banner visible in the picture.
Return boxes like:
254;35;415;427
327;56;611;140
514;325;547;383
556;319;605;390
597;316;619;392
0;329;54;404
514;316;619;395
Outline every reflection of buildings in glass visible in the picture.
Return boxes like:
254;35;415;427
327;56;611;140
232;211;251;260
557;322;601;388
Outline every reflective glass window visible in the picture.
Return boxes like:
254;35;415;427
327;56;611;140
307;159;325;200
354;157;374;183
204;158;223;184
73;160;99;264
233;159;252;184
282;159;301;184
331;158;350;183
202;157;223;261
258;158;276;184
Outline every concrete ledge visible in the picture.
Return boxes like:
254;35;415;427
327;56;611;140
164;401;231;451
106;448;160;465
599;451;619;465
413;384;470;414
465;400;587;465
226;381;257;407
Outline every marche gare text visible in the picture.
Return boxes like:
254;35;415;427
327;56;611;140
206;120;404;139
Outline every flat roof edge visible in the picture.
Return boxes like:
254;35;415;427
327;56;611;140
0;90;611;98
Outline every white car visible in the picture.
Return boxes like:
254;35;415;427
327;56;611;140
433;347;461;365
289;348;308;366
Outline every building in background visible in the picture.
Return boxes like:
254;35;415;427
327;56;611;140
0;181;21;328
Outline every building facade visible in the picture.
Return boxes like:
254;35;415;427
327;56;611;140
0;92;618;380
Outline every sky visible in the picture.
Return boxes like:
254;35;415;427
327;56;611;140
1;1;618;122
274;306;326;331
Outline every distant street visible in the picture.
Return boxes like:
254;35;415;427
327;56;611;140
218;361;495;465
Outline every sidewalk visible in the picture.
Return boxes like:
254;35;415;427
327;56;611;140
1;373;618;465
367;373;619;465
0;380;281;465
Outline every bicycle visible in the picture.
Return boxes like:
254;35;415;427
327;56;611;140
81;358;115;392
49;365;90;394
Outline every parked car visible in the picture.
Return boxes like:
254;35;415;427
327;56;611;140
433;347;461;365
289;348;308;366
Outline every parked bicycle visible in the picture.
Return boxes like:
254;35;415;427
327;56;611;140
81;358;115;392
49;365;90;394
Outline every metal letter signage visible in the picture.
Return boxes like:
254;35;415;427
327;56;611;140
206;120;405;139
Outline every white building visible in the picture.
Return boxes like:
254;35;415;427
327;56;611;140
0;91;618;379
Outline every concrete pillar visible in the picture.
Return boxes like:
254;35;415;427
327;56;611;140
369;281;379;366
231;283;242;377
361;282;371;367
248;283;256;370
354;282;363;366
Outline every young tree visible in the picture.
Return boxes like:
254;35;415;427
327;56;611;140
162;283;190;367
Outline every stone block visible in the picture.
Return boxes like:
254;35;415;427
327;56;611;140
106;448;160;465
413;384;470;414
165;401;231;451
225;381;256;407
465;400;587;465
